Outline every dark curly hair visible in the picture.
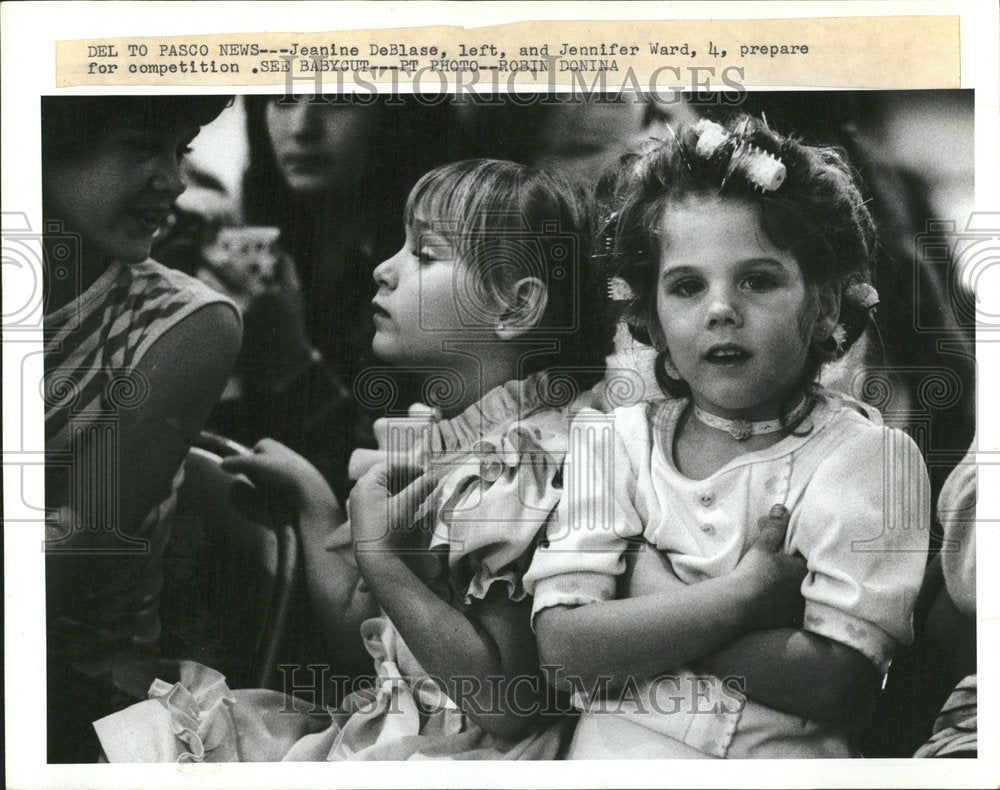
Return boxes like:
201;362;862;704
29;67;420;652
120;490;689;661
597;112;877;400
41;95;232;162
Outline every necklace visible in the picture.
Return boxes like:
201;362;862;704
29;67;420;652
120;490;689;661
692;396;811;441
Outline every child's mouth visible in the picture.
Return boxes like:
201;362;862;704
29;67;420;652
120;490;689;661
703;344;751;365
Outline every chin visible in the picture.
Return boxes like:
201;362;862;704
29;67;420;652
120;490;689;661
110;241;154;265
370;337;401;364
699;389;759;415
282;174;334;195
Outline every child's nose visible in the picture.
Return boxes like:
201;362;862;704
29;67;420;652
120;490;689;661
705;288;742;328
373;252;399;289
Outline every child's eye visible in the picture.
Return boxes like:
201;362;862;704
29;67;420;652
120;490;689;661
668;278;703;297
741;274;776;291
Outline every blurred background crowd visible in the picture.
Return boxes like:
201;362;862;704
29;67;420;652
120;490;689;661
155;90;975;511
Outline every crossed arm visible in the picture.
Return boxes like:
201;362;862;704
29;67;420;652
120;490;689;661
535;518;876;724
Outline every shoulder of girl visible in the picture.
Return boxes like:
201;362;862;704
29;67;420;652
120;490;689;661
495;408;572;458
141;300;242;368
567;402;646;428
812;408;927;479
814;387;884;428
137;258;240;311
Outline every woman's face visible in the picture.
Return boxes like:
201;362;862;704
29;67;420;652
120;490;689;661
265;98;378;194
43;122;197;265
531;100;649;185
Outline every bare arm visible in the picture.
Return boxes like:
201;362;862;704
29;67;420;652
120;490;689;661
47;303;241;595
358;551;543;737
536;512;807;694
621;518;876;722
46;304;240;624
351;466;544;738
221;439;377;669
698;629;878;723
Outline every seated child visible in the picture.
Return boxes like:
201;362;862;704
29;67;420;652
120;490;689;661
92;159;635;761
526;115;931;758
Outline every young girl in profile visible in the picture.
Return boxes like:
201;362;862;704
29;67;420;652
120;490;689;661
95;159;642;761
525;114;931;758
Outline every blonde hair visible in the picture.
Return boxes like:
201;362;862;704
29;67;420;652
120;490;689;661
405;159;609;379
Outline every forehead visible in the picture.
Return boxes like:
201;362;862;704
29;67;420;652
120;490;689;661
408;217;455;242
656;196;794;268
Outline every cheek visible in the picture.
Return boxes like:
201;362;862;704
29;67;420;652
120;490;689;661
652;295;671;346
793;292;820;344
46;173;110;235
265;110;286;146
323;113;371;147
45;160;95;217
427;289;465;331
654;297;693;352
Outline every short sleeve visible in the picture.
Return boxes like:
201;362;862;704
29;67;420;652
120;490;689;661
522;408;645;624
126;263;242;369
791;425;930;673
435;412;569;606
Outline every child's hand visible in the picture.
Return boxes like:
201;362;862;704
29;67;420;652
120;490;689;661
349;462;440;558
569;381;610;415
734;505;808;630
221;437;338;515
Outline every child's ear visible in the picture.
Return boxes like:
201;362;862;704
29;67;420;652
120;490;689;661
495;277;548;340
811;282;842;341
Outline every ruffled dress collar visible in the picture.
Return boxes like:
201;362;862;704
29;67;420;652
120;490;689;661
347;372;566;480
431;372;561;454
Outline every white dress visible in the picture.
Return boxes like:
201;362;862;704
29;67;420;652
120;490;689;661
523;390;931;758
94;376;577;762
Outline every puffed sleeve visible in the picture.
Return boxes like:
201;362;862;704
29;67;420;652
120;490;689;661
435;411;570;606
790;425;930;673
522;407;645;624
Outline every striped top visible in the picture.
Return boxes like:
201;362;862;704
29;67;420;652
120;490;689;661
914;675;977;757
45;259;239;667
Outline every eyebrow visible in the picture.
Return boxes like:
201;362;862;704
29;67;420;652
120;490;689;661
409;224;454;251
660;257;788;278
410;217;450;236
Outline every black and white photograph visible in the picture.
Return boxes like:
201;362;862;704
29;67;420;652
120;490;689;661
3;2;998;788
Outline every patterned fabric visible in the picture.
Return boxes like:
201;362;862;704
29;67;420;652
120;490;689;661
45;259;239;668
914;675;977;758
